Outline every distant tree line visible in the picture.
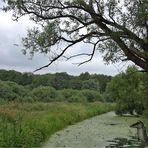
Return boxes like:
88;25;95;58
0;70;111;92
0;70;111;103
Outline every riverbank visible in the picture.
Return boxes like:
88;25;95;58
0;102;114;147
44;112;147;148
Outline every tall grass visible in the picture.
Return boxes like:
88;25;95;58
0;102;115;147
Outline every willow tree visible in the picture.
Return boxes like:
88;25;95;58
2;0;148;72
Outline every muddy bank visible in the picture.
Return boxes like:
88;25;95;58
43;112;145;148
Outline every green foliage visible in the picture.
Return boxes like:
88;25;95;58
142;73;148;101
143;108;148;118
69;78;82;89
30;86;57;102
58;89;102;102
51;72;71;89
79;72;90;80
58;89;77;100
67;93;87;102
0;80;27;101
82;79;99;91
0;78;105;103
106;66;147;115
0;70;112;103
58;89;87;102
22;22;59;56
0;102;115;147
0;69;111;93
0;70;33;86
81;89;102;102
135;0;148;27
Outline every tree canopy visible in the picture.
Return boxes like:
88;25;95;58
2;0;148;71
106;65;147;115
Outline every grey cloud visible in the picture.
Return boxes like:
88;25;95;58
0;11;129;76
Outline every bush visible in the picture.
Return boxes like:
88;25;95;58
67;93;87;103
58;89;102;102
0;80;27;101
0;80;103;103
58;89;78;99
81;89;102;102
5;81;27;97
30;86;57;102
143;108;148;118
115;101;145;116
17;96;35;103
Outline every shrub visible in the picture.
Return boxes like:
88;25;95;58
58;89;88;102
68;93;87;103
17;96;35;103
81;89;102;102
6;81;27;97
81;79;99;90
115;101;145;116
58;89;103;102
0;80;27;101
58;89;77;99
30;86;57;102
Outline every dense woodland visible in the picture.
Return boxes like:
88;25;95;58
0;69;111;103
0;66;147;115
0;70;111;91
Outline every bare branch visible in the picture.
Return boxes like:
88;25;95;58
34;31;98;72
34;43;74;72
77;38;108;66
64;53;92;61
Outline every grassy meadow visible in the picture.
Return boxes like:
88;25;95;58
0;102;115;147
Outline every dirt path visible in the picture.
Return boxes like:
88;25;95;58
43;112;142;148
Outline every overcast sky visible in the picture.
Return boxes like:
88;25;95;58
0;3;131;76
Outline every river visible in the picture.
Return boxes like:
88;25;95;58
43;112;148;148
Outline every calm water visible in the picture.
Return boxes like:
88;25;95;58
44;112;148;148
105;136;147;148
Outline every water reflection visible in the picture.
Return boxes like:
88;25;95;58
105;136;147;148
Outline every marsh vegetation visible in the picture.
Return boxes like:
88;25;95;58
0;66;147;147
0;102;114;147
